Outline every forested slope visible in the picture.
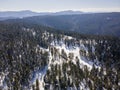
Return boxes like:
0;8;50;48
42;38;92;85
18;12;120;37
0;22;120;90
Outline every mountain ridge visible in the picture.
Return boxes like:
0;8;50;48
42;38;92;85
0;10;84;18
2;12;119;37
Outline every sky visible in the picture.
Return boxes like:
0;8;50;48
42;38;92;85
0;0;120;12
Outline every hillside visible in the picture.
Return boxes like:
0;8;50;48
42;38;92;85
0;22;120;90
21;12;120;37
1;12;120;37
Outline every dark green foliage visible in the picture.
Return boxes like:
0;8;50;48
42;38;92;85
0;21;119;90
0;23;50;89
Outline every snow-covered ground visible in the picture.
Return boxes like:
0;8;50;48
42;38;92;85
30;66;48;90
30;36;100;90
0;72;8;90
30;46;51;90
50;40;100;70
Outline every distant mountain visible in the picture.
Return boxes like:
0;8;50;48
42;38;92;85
0;17;18;21
20;12;120;37
0;10;45;18
1;12;120;37
54;10;83;15
0;10;83;18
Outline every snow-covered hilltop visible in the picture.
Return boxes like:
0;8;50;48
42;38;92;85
30;35;101;90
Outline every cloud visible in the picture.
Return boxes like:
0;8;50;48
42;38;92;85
80;7;120;12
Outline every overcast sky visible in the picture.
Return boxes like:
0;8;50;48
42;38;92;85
0;0;120;12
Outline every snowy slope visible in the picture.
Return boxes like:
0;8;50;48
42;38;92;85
31;66;48;90
50;40;99;70
30;35;100;90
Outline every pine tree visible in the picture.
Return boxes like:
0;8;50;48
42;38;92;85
36;79;39;90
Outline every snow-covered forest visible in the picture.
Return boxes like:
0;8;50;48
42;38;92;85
0;22;120;90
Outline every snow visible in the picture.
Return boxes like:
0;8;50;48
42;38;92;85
64;35;73;39
32;31;36;36
0;72;8;90
22;27;36;36
31;66;48;90
118;82;120;86
30;35;101;90
30;46;51;90
0;73;5;87
50;40;95;70
92;45;95;53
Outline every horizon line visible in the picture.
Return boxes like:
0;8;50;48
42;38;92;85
0;9;120;13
